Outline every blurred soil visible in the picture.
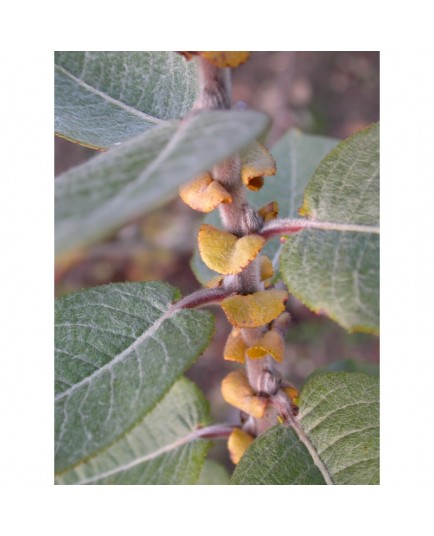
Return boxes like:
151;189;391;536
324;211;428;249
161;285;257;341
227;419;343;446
55;52;379;470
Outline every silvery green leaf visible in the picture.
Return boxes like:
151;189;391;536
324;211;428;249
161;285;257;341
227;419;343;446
55;281;214;474
231;372;379;485
55;51;198;149
56;110;270;256
280;123;379;333
56;378;212;485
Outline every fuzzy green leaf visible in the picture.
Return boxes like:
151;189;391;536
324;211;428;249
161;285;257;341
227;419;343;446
55;110;270;256
55;51;198;149
56;378;212;485
280;123;379;333
191;130;339;285
231;372;379;485
231;425;326;485
299;124;379;225
251;130;339;271
55;282;214;474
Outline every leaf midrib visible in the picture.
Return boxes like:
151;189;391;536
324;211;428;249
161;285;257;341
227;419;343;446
290;419;334;484
69;423;221;484
55;302;179;403
55;64;164;126
73;429;199;484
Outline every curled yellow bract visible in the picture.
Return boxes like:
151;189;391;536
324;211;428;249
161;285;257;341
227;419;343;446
178;52;250;68
221;370;267;418
198;224;265;275
240;142;276;191
258;201;279;222
179;173;232;213
221;290;288;328
246;328;285;362
199;51;250;68
259;255;274;282
203;275;224;289
283;385;299;404
228;428;254;465
223;328;247;363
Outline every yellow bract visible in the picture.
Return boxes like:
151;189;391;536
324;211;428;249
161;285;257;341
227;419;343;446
258;201;279;222
221;290;288;328
178;51;250;68
240;142;276;191
178;52;196;61
298;198;310;217
243;175;264;191
223;328;246;363
283;385;299;404
246;328;285;362
259;255;274;282
198;224;265;275
179;173;232;213
221;370;268;418
204;275;224;289
200;52;250;68
228;428;254;465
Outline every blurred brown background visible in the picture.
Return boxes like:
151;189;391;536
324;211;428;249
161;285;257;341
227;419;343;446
55;52;379;469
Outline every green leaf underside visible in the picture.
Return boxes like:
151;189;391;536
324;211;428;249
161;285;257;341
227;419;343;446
55;110;270;256
281;230;379;333
191;130;339;285
280;124;379;333
56;378;211;485
231;425;326;485
55;282;214;474
55;51;199;149
231;372;379;485
197;459;231;485
301;123;379;226
300;372;380;484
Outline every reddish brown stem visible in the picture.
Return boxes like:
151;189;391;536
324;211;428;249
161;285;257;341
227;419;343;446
192;55;294;439
175;287;234;310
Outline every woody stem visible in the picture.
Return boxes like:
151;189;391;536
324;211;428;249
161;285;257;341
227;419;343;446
193;56;292;435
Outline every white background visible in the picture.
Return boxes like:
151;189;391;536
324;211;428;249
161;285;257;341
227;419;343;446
1;2;433;535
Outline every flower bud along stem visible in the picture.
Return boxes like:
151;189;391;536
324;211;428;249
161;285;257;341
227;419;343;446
190;54;296;456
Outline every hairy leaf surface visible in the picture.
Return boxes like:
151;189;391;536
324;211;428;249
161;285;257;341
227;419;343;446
55;110;270;256
191;130;339;285
55;51;198;149
231;372;379;485
231;425;326;484
55;282;214;474
280;123;379;333
56;378;211;484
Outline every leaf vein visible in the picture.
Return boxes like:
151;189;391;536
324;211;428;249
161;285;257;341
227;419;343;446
303;399;378;434
55;305;177;403
75;428;203;484
55;64;163;125
317;424;379;455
